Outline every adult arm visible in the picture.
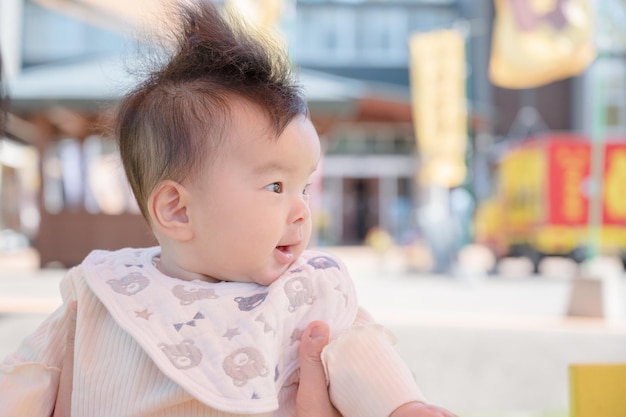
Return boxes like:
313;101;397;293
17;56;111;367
322;311;457;417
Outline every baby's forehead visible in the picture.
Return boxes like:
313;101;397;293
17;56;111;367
218;115;318;171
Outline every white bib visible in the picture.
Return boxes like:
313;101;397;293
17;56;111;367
83;247;358;414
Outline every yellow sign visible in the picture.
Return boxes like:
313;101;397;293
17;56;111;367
409;29;467;187
570;364;626;417
489;0;596;89
604;148;626;220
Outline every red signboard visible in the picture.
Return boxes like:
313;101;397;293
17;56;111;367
547;139;626;226
547;140;590;226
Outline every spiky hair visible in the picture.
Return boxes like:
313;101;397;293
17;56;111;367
114;0;307;221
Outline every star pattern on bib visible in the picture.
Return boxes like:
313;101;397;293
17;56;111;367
135;309;152;320
223;327;241;340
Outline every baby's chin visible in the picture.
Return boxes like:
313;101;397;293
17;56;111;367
252;270;288;286
254;263;296;286
217;253;301;285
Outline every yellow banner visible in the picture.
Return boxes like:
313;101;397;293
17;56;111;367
489;0;596;89
409;30;467;187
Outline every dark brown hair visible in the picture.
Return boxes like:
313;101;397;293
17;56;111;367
114;0;308;221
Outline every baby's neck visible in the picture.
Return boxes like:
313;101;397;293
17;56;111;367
152;253;221;283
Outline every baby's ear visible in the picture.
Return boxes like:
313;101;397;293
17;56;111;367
149;180;193;241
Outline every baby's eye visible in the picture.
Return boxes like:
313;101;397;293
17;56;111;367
303;183;312;196
265;182;283;193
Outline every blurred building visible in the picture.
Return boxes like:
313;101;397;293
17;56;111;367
295;0;465;246
2;0;625;268
473;0;626;267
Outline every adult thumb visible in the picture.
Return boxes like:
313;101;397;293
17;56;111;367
296;321;340;417
300;321;330;368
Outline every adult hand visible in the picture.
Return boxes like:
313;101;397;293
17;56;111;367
296;321;341;417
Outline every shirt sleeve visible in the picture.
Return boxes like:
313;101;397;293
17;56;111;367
0;267;79;417
322;309;427;417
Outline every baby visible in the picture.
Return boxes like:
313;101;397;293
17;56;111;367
0;1;456;416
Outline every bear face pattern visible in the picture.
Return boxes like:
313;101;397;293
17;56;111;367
107;272;150;295
222;347;269;387
307;256;339;270
284;276;315;313
159;339;203;370
172;284;219;305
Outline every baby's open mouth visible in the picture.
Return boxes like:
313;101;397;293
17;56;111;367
276;245;294;258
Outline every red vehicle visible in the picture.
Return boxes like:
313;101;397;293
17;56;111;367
475;132;626;266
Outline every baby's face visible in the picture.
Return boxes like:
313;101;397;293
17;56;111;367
182;100;321;285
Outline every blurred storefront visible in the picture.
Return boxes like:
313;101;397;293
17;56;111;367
478;0;626;267
1;0;421;267
6;0;624;271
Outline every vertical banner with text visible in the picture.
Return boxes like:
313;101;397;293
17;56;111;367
409;29;468;188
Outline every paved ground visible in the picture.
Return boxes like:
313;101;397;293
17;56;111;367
2;246;626;417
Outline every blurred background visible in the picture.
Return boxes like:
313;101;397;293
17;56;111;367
2;0;626;275
2;1;626;416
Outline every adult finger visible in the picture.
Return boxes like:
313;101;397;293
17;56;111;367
296;321;341;417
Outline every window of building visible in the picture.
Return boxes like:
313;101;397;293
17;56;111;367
295;5;356;62
408;8;457;33
325;123;415;155
604;64;626;135
295;2;458;67
355;7;407;63
589;57;626;135
22;0;128;68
